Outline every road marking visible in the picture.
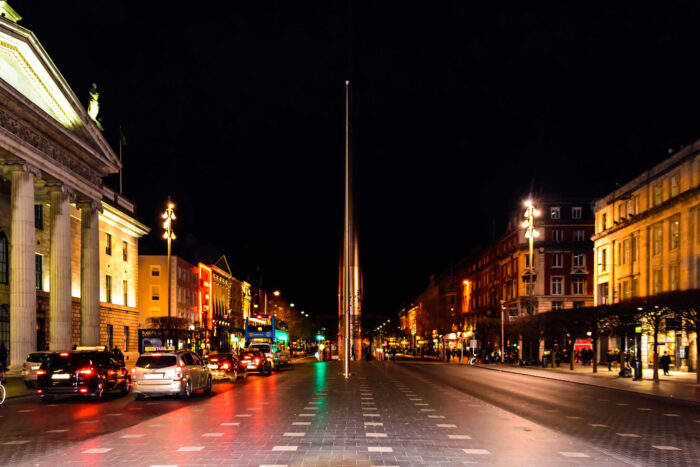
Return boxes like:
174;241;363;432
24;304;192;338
544;409;559;412
309;402;321;404
128;407;143;410
257;402;270;405
46;404;59;407
462;449;490;455
565;416;582;419
247;407;261;410
616;433;640;438
46;429;69;433
637;408;652;411
361;402;375;405
589;424;608;427
598;399;609;401
121;434;144;438
236;414;252;417
81;421;99;424
364;422;383;426
428;415;445;418
409;398;422;401
17;410;34;413
83;448;112;454
202;433;224;437
149;424;168;427
437;424;457;428
272;446;298;451
664;413;680;417
361;397;374;400
366;433;387;437
177;446;204;452
283;432;306;437
653;446;681;450
106;413;123;416
304;407;319;410
3;440;30;445
221;422;240;426
363;413;380;417
616;403;630;406
448;435;471;439
560;452;589;458
259;465;287;467
150;465;178;467
293;422;311;425
414;403;429;406
421;409;436;412
299;413;316;417
368;446;393;452
362;407;377;411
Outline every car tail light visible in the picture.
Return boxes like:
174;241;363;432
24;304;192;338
80;388;88;393
37;389;42;394
131;368;136;374
210;358;218;363
151;353;162;357
36;369;46;376
221;362;230;370
175;365;183;379
254;357;260;365
59;352;69;357
23;362;26;370
107;370;116;376
78;367;93;375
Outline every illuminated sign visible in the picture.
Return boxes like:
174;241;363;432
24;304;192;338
198;263;213;331
315;334;325;341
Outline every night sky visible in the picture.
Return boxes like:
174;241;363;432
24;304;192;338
16;2;700;332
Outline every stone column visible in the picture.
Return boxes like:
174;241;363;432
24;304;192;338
79;200;101;346
48;187;73;351
9;167;37;369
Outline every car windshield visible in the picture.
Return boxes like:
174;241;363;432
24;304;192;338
208;354;231;361
135;356;177;369
26;353;47;363
44;353;93;371
251;344;271;353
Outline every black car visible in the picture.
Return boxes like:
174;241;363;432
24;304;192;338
37;350;131;401
239;348;272;375
205;352;248;381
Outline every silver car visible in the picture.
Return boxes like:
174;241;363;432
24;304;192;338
132;349;211;399
22;351;52;388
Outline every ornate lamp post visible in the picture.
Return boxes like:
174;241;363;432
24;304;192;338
522;200;539;315
162;198;176;318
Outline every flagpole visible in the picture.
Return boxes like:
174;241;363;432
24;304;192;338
343;79;351;379
119;138;123;194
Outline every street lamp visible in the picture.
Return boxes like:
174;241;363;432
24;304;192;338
522;200;539;315
162;198;176;318
273;290;280;297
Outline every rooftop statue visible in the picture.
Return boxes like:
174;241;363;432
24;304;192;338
87;82;103;130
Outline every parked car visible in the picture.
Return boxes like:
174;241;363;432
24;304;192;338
22;351;52;388
37;350;130;401
291;347;306;358
132;348;212;399
239;348;272;375
205;352;247;381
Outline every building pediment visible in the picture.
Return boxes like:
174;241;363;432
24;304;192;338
0;15;120;177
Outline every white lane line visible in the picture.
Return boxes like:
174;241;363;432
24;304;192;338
560;452;589;458
414;403;429;406
616;433;640;438
437;424;457;428
366;433;387;437
121;434;144;438
637;408;652;411
364;422;383;426
3;440;30;445
236;414;252;417
428;415;445;419
17;410;34;413
309;402;322;405
177;446;204;452
283;432;306;437
361;402;375;405
202;433;223;437
82;421;99;424
653;446;681;451
409;398;422;401
368;447;393;452
46;429;69;433
260;465;288;467
420;409;436;412
299;414;316;417
293;422;311;425
616;403;630;406
589;424;608;428
565;416;582;419
363;414;380;417
362;407;377;411
463;449;490;455
448;435;471;439
664;413;680;417
303;407;319;410
272;446;298;451
221;422;240;426
83;448;112;454
247;407;261;411
106;413;123;416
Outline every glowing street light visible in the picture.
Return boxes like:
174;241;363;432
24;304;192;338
273;290;280;297
523;199;539;315
162;197;176;318
290;303;295;307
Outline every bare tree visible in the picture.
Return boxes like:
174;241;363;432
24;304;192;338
144;317;191;347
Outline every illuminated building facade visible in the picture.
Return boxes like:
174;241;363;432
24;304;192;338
138;255;198;328
0;8;150;366
593;142;700;371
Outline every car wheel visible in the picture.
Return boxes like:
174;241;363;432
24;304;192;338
41;395;54;403
230;369;237;382
92;381;104;401
204;377;212;393
121;377;131;395
241;369;248;379
180;379;192;399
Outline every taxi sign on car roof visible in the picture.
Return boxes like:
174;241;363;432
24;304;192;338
75;346;107;351
144;346;175;352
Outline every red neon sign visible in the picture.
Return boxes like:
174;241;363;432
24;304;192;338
198;263;213;330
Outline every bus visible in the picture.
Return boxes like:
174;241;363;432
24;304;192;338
244;315;290;367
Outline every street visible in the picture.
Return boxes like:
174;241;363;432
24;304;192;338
2;359;697;466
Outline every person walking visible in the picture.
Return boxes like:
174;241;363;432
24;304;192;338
606;350;613;371
660;352;671;375
112;346;125;366
0;341;7;370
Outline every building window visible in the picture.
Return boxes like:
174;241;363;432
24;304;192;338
551;207;561;219
626;199;632;217
552;229;563;242
552;301;563;311
602;213;607;231
670;173;680;197
0;233;7;284
124;326;129;351
123;241;128;261
621;280;631;300
632;278;639;297
598;282;609;305
618;203;625;221
670;263;680;291
653;184;663;206
631;235;638;263
0;305;8;353
525;254;530;268
34;204;43;230
573;278;586;295
573;252;585;268
123;279;128;307
572;206;582;219
601;248;607;272
105;233;112;255
107;324;113;351
573;229;585;241
670;215;680;250
633;195;639;214
151;266;160;277
151;285;160;300
573;301;585;308
551;276;563;295
35;254;42;290
552;253;563;268
621;239;630;265
653;224;663;256
106;274;112;303
652;269;662;295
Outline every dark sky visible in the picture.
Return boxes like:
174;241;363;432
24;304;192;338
17;2;700;332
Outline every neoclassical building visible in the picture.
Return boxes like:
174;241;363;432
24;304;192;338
0;5;148;368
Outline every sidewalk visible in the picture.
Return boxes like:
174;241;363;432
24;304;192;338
2;376;35;400
458;360;700;403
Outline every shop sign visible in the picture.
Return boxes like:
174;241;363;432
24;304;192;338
635;326;642;333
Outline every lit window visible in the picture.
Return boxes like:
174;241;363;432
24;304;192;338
152;285;160;300
670;215;680;250
573;278;586;295
573;252;585;268
652;269;662;295
551;276;563;295
151;266;160;277
653;224;663;256
105;233;112;255
552;301;563;311
551;207;561;219
653;184;663;206
670;173;680;197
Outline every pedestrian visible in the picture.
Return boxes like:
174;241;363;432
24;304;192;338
0;341;7;370
614;348;621;371
606;350;613;371
660;352;671;375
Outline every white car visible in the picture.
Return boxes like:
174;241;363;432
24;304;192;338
132;349;211;399
250;342;289;368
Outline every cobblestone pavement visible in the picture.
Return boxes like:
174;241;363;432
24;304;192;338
0;359;653;466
